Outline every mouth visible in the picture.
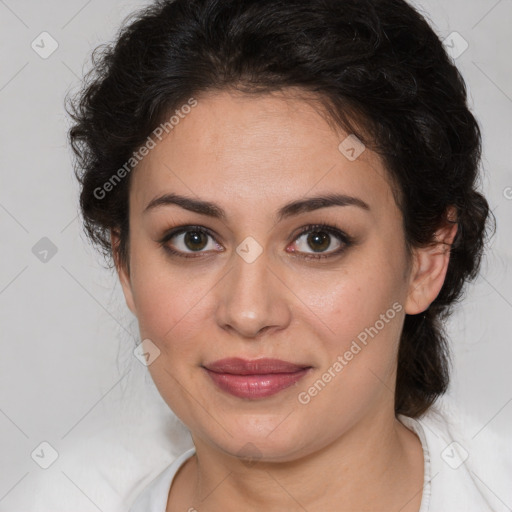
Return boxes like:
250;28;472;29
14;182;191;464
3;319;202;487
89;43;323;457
202;358;312;400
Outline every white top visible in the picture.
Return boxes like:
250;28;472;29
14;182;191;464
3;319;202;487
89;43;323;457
128;406;511;512
15;395;511;512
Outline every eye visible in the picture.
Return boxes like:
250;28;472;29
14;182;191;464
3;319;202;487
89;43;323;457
160;225;223;258
287;223;353;260
159;223;354;260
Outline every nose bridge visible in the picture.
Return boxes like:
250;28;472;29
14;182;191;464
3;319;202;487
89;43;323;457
215;237;290;338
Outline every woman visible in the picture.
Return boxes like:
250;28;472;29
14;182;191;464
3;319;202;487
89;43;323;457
67;0;507;510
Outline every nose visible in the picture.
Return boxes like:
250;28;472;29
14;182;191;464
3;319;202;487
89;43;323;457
214;243;292;339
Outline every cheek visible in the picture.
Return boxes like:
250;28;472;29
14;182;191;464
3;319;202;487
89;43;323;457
128;246;208;346
301;251;407;398
293;277;404;437
311;263;404;344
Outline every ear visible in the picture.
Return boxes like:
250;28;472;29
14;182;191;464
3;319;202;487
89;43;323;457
111;229;136;316
405;207;458;315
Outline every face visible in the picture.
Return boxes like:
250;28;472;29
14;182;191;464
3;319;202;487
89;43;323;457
114;89;452;462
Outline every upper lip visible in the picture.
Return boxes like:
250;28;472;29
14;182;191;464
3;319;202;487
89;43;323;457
203;358;311;375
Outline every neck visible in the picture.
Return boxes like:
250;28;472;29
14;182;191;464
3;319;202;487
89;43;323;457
169;406;424;512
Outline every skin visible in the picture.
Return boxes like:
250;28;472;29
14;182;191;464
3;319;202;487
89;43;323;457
112;89;457;511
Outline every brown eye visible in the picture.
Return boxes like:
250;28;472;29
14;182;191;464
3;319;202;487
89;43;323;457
288;223;354;260
305;231;332;252
161;226;223;257
294;229;342;254
182;230;209;251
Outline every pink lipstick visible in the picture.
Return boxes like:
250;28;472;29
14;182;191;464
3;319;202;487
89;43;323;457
203;357;311;399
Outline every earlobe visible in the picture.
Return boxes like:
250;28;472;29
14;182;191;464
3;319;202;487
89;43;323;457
110;229;137;316
405;208;458;315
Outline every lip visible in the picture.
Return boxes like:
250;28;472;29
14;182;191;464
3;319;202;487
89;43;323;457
203;358;312;399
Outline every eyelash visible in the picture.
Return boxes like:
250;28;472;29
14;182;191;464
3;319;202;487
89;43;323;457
159;222;354;261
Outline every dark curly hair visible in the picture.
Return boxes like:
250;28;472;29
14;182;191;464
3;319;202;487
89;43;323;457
66;0;495;418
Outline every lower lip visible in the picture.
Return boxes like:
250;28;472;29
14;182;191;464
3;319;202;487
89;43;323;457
204;368;311;399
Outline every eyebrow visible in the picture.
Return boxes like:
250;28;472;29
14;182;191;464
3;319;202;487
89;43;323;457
143;192;370;222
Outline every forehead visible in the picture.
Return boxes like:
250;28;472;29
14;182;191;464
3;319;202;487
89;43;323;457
129;89;396;219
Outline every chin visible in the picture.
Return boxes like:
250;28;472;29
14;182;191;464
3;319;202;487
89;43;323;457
199;416;321;464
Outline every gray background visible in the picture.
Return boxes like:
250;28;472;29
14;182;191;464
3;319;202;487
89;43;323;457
0;0;511;509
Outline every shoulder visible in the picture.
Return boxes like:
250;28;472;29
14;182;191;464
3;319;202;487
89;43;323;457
19;420;192;512
400;395;512;512
128;447;196;512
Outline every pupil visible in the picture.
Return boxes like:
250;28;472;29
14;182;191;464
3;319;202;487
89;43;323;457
308;231;329;252
185;231;207;251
